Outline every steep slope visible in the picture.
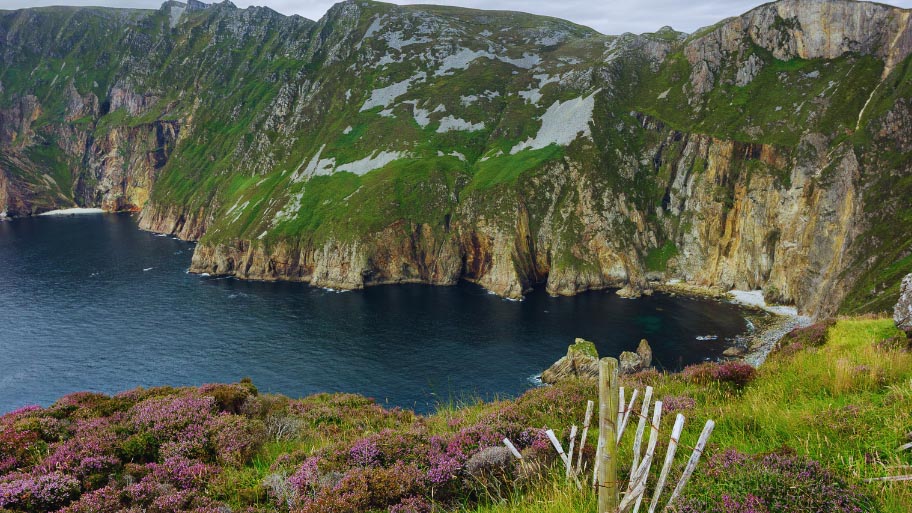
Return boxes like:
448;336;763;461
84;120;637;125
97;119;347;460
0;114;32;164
0;0;910;317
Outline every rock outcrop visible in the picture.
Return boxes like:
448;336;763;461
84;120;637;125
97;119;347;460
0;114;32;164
895;274;912;338
619;339;653;374
540;339;600;384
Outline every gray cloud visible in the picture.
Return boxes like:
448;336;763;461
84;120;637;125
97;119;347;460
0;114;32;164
2;0;910;34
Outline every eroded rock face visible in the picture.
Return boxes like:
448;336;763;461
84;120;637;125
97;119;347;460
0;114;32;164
3;0;911;318
540;339;600;384
895;274;912;338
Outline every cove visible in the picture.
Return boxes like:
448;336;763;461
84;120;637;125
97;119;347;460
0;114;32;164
0;213;749;413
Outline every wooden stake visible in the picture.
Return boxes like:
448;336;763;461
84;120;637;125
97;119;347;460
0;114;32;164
863;475;912;482
647;414;685;513
546;429;570;470
630;386;654;475
597;358;620;513
566;425;578;480
898;442;912;452
665;419;715;510
618;389;639;443
617;387;626;433
577;400;595;474
632;400;663;513
502;438;522;460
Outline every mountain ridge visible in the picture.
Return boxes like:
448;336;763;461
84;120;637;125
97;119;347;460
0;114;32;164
1;0;911;317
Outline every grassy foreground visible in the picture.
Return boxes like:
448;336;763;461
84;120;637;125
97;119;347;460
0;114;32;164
0;318;909;512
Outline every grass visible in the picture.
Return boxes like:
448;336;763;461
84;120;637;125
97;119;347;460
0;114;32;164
644;241;678;272
161;317;912;513
453;317;912;513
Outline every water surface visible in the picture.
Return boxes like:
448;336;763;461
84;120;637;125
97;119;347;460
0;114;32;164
0;214;748;413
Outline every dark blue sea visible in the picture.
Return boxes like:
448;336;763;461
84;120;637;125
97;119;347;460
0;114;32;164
0;213;749;413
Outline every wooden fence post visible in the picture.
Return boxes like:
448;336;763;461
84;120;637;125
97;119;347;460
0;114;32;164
597;357;619;513
665;419;715;510
577;400;595;475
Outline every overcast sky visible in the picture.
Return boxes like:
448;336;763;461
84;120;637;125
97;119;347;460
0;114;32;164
1;0;911;34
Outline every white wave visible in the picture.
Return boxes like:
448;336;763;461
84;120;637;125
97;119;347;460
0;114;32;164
143;267;154;272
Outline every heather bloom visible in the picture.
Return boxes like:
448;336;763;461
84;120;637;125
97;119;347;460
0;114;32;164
390;495;431;513
427;452;461;484
207;414;266;465
0;471;80;509
349;437;382;467
149;456;218;490
516;427;551;451
159;422;210;460
40;417;121;476
4;405;42;418
287;456;321;494
662;394;696;412
706;448;750;477
677;449;870;513
683;361;756;387
130;395;217;439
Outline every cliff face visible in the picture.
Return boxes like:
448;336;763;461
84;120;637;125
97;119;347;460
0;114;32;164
1;0;911;317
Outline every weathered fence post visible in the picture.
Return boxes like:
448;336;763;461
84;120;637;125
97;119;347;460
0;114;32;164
597;357;619;513
576;399;595;475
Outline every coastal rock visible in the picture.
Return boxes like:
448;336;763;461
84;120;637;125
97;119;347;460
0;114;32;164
723;346;747;357
616;285;642;299
1;0;911;319
540;339;599;384
895;274;912;338
636;339;652;367
620;339;653;374
618;352;641;374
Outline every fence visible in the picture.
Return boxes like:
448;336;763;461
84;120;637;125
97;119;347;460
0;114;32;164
502;356;715;513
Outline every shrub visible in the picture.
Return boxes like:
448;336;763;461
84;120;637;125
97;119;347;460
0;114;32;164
198;383;257;414
390;496;431;513
683;361;757;388
207;415;266;465
677;448;871;513
0;471;80;510
776;320;835;355
661;395;696;415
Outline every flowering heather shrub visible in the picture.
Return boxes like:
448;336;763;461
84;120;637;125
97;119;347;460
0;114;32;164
516;427;551;452
286;456;321;497
0;424;40;472
390;495;432;513
0;382;278;513
298;461;427;513
0;471;80;510
40;417;121;477
0;379;597;513
679;449;871;513
206;414;266;465
198;382;257;414
349;436;382;467
148;456;218;490
623;368;663;388
129;395;217;439
682;361;757;388
158;422;209;460
776;320;835;354
661;395;696;415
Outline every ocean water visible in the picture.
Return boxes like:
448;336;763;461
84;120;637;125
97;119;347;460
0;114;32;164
0;213;749;413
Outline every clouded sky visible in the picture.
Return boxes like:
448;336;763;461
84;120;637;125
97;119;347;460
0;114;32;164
1;0;911;34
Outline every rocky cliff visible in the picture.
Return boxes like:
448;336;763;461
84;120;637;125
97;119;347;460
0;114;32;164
1;0;910;317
